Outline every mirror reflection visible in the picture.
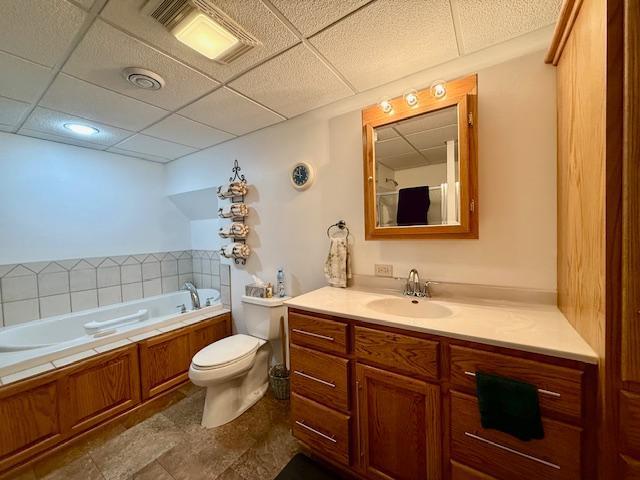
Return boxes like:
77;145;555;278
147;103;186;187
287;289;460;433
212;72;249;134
374;105;460;227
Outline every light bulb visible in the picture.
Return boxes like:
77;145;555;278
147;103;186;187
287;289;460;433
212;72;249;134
404;90;418;107
379;99;393;114
64;123;99;135
430;81;446;99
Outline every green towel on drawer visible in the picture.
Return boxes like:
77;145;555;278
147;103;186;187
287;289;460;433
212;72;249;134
475;371;544;441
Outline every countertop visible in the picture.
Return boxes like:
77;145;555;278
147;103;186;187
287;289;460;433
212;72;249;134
284;287;598;364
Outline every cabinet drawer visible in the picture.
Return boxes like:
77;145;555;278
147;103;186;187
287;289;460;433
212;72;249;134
290;345;349;413
451;461;496;480
291;393;350;466
354;326;439;379
289;311;348;355
450;345;583;422
451;392;582;480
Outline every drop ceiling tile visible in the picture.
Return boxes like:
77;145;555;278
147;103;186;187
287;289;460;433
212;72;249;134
0;0;86;67
114;134;196;160
421;145;447;164
380;151;426;170
452;0;561;53
405;125;458;150
310;0;458;91
69;0;94;10
64;20;219;110
18;128;109;150
376;137;415;159
0;97;30;127
142;114;234;149
100;0;299;82
178;87;283;136
230;44;353;118
22;107;133;146
40;74;168;131
376;126;398;141
107;147;172;164
270;0;370;36
0;51;52;103
395;107;458;135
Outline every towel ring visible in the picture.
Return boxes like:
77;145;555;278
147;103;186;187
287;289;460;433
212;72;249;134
327;220;349;238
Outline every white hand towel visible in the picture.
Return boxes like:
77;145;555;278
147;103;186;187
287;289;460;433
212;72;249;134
219;223;249;239
222;242;251;259
219;203;248;219
217;181;248;199
324;237;352;288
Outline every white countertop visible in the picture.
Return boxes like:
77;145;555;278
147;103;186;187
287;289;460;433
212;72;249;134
284;287;598;364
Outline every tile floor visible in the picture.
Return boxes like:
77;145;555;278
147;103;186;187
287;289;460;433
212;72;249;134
11;384;300;480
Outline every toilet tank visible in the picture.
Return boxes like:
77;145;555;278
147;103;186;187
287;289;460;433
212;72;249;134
241;295;290;340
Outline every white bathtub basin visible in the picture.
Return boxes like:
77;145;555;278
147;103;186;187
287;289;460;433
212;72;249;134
0;288;221;354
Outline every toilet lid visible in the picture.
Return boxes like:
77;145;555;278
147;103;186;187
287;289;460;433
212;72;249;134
192;334;261;369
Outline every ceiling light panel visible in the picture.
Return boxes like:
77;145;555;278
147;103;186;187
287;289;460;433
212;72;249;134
171;10;239;60
452;0;562;53
310;0;458;91
22;107;133;146
41;74;168;131
100;0;298;82
63;20;219;110
229;44;353;118
0;0;86;67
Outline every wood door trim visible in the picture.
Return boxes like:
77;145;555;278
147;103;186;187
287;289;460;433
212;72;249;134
545;0;584;65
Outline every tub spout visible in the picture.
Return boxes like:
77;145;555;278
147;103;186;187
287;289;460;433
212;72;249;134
183;282;201;310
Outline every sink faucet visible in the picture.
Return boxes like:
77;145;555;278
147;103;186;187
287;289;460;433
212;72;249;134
404;269;425;297
183;282;201;310
403;270;439;298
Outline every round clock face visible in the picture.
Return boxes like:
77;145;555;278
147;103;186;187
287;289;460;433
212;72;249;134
291;162;314;190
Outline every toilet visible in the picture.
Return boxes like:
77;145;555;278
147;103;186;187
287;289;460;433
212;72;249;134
188;295;289;428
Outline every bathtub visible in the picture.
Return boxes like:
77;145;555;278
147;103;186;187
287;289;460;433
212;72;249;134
0;288;226;378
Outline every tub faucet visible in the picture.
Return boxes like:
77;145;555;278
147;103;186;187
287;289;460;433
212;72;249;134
183;282;201;310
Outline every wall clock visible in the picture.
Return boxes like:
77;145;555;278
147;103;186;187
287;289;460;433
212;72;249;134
290;162;315;190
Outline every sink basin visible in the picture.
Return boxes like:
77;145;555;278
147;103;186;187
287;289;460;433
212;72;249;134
366;297;454;319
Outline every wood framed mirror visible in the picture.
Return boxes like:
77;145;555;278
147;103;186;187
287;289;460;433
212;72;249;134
362;74;478;239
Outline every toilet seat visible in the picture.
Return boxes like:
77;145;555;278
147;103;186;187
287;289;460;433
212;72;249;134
191;334;261;370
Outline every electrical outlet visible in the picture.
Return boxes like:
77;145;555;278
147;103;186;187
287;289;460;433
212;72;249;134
374;264;393;277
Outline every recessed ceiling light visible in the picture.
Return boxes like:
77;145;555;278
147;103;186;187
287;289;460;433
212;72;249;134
64;123;99;136
172;10;239;60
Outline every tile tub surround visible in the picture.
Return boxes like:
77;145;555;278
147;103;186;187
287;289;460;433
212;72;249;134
0;250;231;326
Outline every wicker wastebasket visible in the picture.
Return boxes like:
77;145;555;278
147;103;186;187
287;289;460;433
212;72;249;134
269;364;290;400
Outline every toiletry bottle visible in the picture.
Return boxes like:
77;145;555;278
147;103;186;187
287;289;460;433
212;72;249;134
276;268;285;298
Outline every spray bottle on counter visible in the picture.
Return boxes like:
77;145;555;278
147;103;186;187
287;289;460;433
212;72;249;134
276;268;286;298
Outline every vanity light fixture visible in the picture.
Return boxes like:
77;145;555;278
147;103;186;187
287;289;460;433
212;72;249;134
404;90;419;107
430;80;447;99
379;99;394;114
172;10;240;60
63;123;99;136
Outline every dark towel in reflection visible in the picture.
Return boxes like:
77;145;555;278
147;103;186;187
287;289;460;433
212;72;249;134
397;186;430;226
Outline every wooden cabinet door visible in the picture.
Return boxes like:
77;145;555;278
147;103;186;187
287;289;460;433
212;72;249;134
190;315;231;356
356;364;441;480
0;375;63;473
60;345;140;436
139;329;192;400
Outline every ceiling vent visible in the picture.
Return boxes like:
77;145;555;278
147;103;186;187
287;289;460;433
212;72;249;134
123;67;165;90
145;0;261;64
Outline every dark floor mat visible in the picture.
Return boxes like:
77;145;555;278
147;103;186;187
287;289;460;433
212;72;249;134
274;453;342;479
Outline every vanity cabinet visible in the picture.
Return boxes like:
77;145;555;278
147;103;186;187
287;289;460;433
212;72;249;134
288;308;596;480
356;364;441;480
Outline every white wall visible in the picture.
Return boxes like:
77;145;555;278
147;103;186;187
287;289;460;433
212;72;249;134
167;51;557;333
0;133;191;264
394;163;447;188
